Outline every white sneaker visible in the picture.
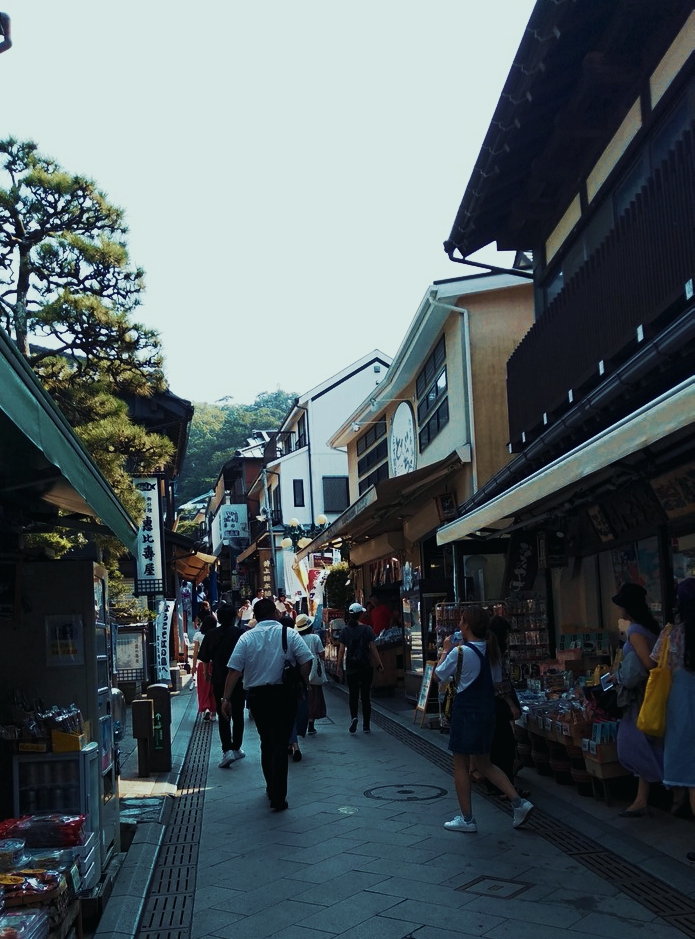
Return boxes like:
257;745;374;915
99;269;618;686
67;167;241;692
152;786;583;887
218;751;235;768
513;799;534;828
232;749;246;761
444;815;477;833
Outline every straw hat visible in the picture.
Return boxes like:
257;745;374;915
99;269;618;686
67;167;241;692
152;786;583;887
294;614;313;633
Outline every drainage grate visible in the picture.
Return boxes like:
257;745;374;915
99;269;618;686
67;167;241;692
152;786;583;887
371;709;695;936
136;712;211;939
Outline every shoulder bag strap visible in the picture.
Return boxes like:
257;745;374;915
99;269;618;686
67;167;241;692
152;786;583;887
454;645;464;684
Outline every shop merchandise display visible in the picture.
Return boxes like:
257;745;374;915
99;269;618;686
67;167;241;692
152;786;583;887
0;818;87;850
0;910;49;939
0;702;85;752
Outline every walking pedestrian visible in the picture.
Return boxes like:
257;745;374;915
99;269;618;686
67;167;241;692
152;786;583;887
197;603;246;768
191;610;217;722
294;614;327;735
435;605;534;833
221;598;312;811
337;603;384;734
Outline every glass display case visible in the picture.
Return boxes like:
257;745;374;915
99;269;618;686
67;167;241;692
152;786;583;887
12;742;99;826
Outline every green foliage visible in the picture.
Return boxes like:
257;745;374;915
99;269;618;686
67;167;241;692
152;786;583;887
177;389;297;505
0;138;174;562
323;562;355;612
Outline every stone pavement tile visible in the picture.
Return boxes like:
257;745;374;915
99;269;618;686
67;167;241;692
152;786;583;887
567;912;686;939
379;897;505;936
410;928;467;939
283;850;376;884
193;883;246;910
277;837;377;866
205;855;313;890
357;856;467;885
293;869;387;906
367;874;477;909
271;926;342;939
483;921;608;939
327;915;422;939
463;894;587;929
209;899;326;939
189;906;244;939
541;887;657;922
296;890;402;934
208;876;321;916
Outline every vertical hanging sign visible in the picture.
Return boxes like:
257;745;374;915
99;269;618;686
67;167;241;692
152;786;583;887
133;477;166;596
153;598;176;681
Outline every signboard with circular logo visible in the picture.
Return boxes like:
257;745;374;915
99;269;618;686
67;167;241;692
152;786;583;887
389;402;416;476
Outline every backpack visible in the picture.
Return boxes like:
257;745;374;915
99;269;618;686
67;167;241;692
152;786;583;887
345;626;372;672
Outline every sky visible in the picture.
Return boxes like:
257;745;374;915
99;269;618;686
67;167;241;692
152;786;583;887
2;1;536;406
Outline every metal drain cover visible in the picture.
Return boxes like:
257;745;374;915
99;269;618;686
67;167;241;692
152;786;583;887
458;876;531;899
364;784;447;802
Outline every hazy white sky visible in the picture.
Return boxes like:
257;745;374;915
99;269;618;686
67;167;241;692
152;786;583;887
3;1;535;406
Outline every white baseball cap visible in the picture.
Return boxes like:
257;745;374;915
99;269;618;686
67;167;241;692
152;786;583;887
348;602;366;613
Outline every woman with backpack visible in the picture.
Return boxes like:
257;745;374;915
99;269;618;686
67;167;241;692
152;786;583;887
337;602;385;734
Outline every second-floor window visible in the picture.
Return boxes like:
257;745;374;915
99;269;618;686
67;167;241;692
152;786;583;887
296;413;307;449
293;479;305;507
322;476;349;513
356;419;389;495
416;335;448;452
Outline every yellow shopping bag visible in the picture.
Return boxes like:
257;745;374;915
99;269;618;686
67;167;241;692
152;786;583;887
636;626;672;737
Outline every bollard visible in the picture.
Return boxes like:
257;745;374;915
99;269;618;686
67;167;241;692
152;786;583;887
146;683;172;773
132;697;154;777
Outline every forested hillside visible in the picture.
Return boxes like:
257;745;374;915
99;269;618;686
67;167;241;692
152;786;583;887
176;389;297;505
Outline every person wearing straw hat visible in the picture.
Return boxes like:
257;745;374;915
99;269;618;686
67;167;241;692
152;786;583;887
295;614;327;735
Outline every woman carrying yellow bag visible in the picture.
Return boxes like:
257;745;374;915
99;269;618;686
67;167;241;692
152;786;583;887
636;625;672;737
649;578;695;819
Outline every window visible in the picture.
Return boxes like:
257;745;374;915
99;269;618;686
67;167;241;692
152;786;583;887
419;399;449;453
322;476;349;513
292;479;305;507
357;439;387;477
356;419;386;456
358;462;389;495
416;336;448;452
296;414;307;449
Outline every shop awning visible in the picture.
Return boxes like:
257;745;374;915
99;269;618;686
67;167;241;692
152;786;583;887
172;549;217;585
0;327;138;554
296;452;463;561
437;377;695;544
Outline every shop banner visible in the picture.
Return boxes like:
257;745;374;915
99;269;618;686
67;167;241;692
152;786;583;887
133;477;165;596
154;598;176;682
502;532;538;598
211;503;250;555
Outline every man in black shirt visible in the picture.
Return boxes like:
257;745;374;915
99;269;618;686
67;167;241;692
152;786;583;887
198;603;245;767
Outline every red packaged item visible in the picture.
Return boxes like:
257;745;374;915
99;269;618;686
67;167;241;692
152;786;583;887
0;817;86;849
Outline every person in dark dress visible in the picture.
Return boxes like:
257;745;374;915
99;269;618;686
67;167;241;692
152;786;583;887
435;605;534;833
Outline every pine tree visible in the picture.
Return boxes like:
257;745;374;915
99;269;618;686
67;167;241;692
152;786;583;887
0;138;173;539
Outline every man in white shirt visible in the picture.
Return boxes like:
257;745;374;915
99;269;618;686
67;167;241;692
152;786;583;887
221;598;312;811
250;589;264;607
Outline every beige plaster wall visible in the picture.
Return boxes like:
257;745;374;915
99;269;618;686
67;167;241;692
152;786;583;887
466;283;534;491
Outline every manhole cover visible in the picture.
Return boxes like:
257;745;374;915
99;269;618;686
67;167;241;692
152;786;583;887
364;784;447;802
457;876;531;899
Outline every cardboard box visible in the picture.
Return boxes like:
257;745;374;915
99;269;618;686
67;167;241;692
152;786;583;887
51;730;87;752
584;756;629;779
589;740;619;762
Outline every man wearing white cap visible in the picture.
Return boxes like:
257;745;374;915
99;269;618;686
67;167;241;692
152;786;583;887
337;603;384;734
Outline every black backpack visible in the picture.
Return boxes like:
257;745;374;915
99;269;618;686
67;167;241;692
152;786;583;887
345;625;372;672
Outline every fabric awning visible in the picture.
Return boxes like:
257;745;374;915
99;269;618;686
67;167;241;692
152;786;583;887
172;549;217;585
0;326;138;554
437;377;695;544
296;452;463;561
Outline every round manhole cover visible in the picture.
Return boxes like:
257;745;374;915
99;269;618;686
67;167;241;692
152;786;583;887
364;784;447;802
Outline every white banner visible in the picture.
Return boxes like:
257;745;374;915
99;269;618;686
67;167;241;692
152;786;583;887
154;598;176;681
211;503;249;555
133;477;165;595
